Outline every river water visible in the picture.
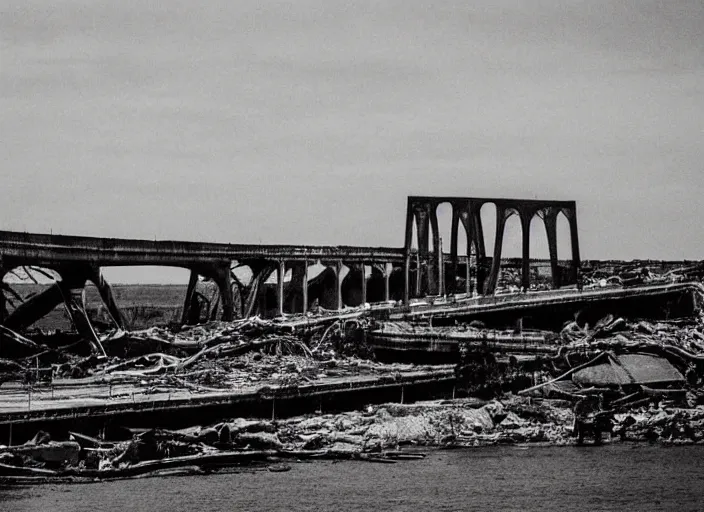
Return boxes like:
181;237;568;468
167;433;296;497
1;444;702;512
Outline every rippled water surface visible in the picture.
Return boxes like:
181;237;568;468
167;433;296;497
2;445;703;512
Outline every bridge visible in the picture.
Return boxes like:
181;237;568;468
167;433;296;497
0;195;582;345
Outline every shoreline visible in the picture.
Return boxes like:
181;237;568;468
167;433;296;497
2;394;703;485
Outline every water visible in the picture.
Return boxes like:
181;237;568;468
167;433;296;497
2;445;703;512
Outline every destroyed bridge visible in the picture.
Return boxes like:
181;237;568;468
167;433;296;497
0;195;580;336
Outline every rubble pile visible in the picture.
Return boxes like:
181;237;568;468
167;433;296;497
1;315;396;392
3;394;702;483
560;314;704;353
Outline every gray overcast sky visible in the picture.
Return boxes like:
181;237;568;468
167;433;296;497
2;1;703;282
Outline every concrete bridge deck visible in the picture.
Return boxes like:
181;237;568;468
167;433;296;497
389;281;703;322
0;230;405;267
0;367;456;442
0;229;407;333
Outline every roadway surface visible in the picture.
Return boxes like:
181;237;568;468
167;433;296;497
390;281;703;321
0;229;406;267
0;367;455;425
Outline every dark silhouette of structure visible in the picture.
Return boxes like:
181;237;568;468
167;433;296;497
403;196;580;300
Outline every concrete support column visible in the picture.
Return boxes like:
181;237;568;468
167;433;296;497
459;210;473;296
472;210;486;260
384;262;391;302
437;237;444;296
568;211;581;284
543;211;560;289
276;260;285;317
403;198;415;253
403;255;410;305
335;260;343;310
181;269;199;325
415;207;430;296
485;208;508;295
302;260;309;314
256;270;268;316
242;262;276;318
210;262;234;321
520;213;532;292
465;255;471;295
429;205;440;295
449;207;460;295
360;263;367;305
471;208;487;294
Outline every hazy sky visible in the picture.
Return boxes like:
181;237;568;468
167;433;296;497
2;1;703;282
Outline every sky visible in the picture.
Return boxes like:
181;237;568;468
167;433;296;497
2;1;703;283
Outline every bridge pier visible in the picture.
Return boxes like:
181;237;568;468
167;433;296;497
360;263;367;305
403;255;410;305
336;260;343;310
567;211;581;283
209;262;234;322
414;205;431;296
465;255;471;295
429;205;440;295
241;262;275;318
449;207;460;295
181;262;234;323
542;209;560;289
384;262;391;302
484;207;509;295
520;212;532;292
302;260;309;314
276;260;285;317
